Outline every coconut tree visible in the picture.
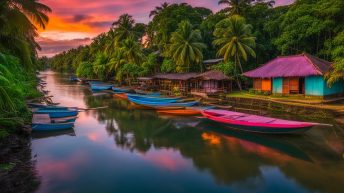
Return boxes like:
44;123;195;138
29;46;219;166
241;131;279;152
213;15;256;90
149;2;170;18
120;36;145;65
0;0;51;67
218;0;252;15
167;20;206;72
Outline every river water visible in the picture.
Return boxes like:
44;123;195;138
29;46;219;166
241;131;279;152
32;71;344;193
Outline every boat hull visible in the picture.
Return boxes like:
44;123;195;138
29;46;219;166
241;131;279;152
113;93;128;100
127;94;181;102
201;110;317;134
91;84;113;90
34;110;78;118
32;122;74;131
128;97;198;107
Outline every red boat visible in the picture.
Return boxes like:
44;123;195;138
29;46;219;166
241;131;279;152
201;109;327;134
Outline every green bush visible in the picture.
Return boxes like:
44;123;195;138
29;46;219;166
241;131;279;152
0;53;39;138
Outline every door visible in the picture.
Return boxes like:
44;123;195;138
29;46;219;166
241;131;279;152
282;78;290;94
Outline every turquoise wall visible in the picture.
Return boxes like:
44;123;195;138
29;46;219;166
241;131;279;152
273;78;283;94
305;76;344;96
324;79;344;95
305;76;324;96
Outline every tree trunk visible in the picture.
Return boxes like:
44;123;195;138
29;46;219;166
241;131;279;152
235;54;242;91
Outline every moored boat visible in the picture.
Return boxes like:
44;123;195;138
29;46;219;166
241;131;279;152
91;84;113;90
128;96;199;107
112;87;130;93
157;109;201;116
201;109;325;134
33;109;78;118
113;93;128;100
32;122;75;131
32;114;76;131
127;94;181;102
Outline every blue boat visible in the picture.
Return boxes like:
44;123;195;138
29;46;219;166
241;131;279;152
127;94;181;103
112;87;130;93
128;96;198;107
91;84;113;90
28;103;60;108
32;122;75;131
34;109;78;118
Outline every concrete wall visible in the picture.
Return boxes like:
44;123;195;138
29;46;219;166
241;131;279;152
273;78;283;94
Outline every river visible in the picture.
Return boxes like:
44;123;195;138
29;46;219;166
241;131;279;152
31;71;344;193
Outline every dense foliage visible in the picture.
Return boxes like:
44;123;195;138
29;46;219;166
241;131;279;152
49;0;344;86
0;0;50;137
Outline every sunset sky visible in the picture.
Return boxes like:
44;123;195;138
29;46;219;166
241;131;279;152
37;0;294;57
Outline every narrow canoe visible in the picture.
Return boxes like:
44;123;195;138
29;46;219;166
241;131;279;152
127;94;181;102
201;109;322;134
113;93;128;100
28;103;56;108
91;84;113;90
112;87;130;93
32;122;75;131
156;106;215;116
128;97;198;107
157;109;201;116
34;109;78;118
130;103;185;110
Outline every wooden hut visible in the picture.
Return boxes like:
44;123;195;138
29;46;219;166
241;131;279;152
190;70;232;97
153;73;198;95
244;53;344;97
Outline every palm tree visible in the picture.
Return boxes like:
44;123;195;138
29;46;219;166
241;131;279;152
0;0;51;67
120;36;145;65
213;15;256;90
218;0;251;15
106;14;144;53
149;2;169;18
167;20;206;72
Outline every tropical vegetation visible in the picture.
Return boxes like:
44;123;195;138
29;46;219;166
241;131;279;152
0;0;50;138
48;0;344;88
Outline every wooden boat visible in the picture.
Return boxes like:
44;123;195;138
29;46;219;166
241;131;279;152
32;114;75;131
32;122;74;131
127;94;181;102
112;87;130;93
157;106;215;116
28;103;57;108
157;109;201;116
128;97;199;107
33;109;78;118
91;84;113;90
130;103;185;110
113;93;128;100
201;109;324;134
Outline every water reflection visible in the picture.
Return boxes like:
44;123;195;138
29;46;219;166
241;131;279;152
32;71;344;193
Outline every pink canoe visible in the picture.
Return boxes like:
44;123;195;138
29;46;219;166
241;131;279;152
201;109;326;134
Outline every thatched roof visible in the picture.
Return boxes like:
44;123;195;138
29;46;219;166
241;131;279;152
153;73;199;80
194;70;231;80
244;53;332;78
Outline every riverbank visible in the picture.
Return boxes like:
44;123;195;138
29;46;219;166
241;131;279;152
0;128;40;193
